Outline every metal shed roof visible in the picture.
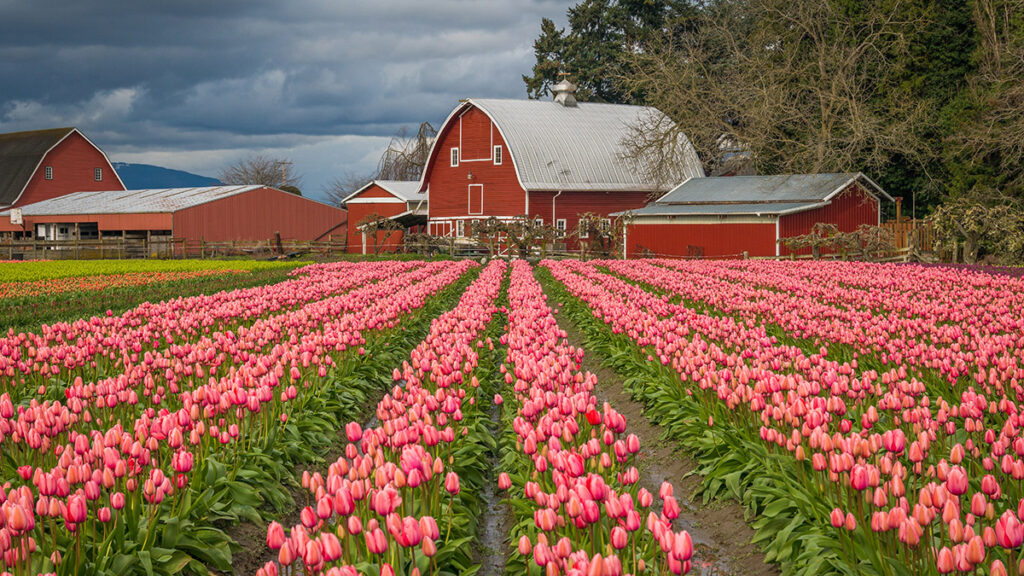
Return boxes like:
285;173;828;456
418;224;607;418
423;98;705;193
656;173;892;204
619;201;826;217
0;185;264;216
0;127;77;207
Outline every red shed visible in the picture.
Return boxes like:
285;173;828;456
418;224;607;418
0;127;124;214
0;185;347;245
341;180;426;254
620;173;892;258
418;80;704;246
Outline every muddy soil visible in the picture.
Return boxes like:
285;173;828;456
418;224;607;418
551;305;780;576
475;402;515;576
225;390;387;576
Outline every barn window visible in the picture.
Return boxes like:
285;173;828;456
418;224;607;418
579;223;588;239
556;219;566;237
600;218;611;232
456;220;465;238
493;146;503;165
94;168;103;181
45;166;53;180
534;217;544;228
450;147;459;167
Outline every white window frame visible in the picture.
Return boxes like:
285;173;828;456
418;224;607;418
534;217;544;228
556;219;566;237
601;218;611;232
493;145;502;165
456;219;465;238
450;147;459;167
94;167;103;181
45;166;53;180
579;222;589;239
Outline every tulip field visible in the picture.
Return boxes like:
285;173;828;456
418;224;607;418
2;257;1022;576
0;260;303;333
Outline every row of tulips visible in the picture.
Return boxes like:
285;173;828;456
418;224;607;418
499;260;693;576
0;260;438;469
629;259;1024;386
0;270;249;301
543;259;1024;575
0;260;476;575
257;259;508;576
0;260;418;391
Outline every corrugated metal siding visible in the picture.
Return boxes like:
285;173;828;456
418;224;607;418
345;200;407;253
173;187;346;242
16;132;123;207
427;106;526;219
779;183;879;255
0;213;172;233
626;222;777;258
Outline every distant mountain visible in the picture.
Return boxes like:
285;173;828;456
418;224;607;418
111;162;221;189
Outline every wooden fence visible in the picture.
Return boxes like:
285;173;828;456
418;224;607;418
882;219;935;252
0;237;347;260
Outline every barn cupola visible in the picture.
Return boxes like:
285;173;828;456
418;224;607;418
552;74;578;107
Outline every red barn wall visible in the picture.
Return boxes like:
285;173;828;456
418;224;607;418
626;221;778;258
423;106;525;222
779;184;880;255
173;187;346;242
344;184;408;253
16;131;123;207
0;213;170;234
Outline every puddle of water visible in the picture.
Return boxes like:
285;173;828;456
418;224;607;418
475;403;513;575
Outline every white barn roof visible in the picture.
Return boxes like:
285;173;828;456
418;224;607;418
423;98;704;193
0;185;265;216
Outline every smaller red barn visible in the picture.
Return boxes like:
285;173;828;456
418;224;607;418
620;173;892;258
0;127;124;213
0;185;347;247
342;180;426;254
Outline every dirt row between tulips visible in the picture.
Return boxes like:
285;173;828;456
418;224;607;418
223;383;387;576
547;295;780;576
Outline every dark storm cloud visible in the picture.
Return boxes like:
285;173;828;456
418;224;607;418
0;0;571;197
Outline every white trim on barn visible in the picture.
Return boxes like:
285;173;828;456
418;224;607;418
344;197;405;204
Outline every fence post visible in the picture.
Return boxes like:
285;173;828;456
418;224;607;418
201;238;205;259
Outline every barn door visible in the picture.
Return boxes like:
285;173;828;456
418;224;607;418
468;184;483;215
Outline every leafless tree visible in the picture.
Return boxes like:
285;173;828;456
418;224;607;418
219;154;303;192
376;122;437;181
356;213;403;255
574;212;632;260
622;0;931;179
960;0;1024;190
323;171;376;207
930;188;1024;264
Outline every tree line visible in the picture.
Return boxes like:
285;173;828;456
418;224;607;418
525;0;1024;262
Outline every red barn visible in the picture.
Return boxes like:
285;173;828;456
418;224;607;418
0;127;124;214
0;186;346;246
418;81;704;245
341;180;426;254
620;173;892;258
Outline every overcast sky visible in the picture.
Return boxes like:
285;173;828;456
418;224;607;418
0;1;571;201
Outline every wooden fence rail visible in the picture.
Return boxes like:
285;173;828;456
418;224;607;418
0;237;347;261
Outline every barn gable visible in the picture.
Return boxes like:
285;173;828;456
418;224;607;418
420;98;704;194
0;127;124;208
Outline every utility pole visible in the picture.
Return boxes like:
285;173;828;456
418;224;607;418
279;161;294;187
